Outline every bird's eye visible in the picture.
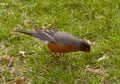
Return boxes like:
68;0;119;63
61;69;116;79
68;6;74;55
85;48;90;52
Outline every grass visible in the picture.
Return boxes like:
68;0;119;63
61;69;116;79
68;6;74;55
0;0;120;83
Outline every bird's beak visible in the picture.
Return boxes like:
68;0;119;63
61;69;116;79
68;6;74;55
88;51;92;55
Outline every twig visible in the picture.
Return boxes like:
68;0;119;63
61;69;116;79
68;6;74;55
0;73;6;84
7;57;14;67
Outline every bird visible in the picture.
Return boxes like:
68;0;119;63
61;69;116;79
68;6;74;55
15;28;91;54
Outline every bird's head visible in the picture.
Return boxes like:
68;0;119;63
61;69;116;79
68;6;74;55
79;40;91;54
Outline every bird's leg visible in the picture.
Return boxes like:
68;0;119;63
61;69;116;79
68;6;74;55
50;52;56;59
51;52;63;61
62;53;68;62
58;53;68;62
58;53;64;57
56;53;61;59
50;52;56;64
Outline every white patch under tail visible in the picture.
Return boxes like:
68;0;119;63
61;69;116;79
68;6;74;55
42;40;49;44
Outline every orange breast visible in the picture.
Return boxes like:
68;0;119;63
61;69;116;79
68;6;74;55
47;42;78;53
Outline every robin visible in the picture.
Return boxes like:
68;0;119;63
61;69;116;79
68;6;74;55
15;28;91;54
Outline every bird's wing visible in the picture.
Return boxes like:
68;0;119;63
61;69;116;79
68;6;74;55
34;28;79;46
34;28;56;42
53;32;80;46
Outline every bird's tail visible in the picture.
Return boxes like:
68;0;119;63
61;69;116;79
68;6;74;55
15;29;38;38
15;28;55;42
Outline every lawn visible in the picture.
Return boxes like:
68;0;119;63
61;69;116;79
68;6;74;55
0;0;120;84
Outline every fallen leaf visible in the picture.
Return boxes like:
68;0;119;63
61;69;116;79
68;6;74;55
15;79;24;84
2;55;11;61
15;77;24;84
19;51;26;57
97;55;109;61
85;65;107;76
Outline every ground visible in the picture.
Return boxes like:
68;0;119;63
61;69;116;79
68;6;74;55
0;0;120;84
